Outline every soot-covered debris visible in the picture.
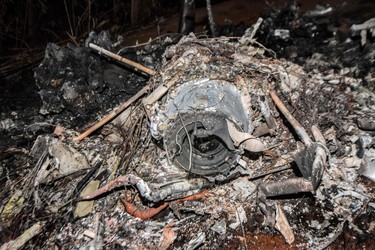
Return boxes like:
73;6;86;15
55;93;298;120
33;31;175;129
1;3;375;250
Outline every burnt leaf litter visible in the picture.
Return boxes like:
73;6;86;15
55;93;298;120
1;2;375;250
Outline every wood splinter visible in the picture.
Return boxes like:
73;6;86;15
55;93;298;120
73;85;150;142
0;222;44;250
89;43;156;76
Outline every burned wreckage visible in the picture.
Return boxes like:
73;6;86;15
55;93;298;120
1;0;375;247
71;34;329;242
142;36;326;198
2;17;374;247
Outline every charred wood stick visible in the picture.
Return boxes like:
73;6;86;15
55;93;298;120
269;89;312;146
88;43;156;76
0;222;44;250
73;85;150;141
72;160;102;198
248;17;263;40
120;190;209;220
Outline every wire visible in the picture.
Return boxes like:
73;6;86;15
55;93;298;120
177;112;193;171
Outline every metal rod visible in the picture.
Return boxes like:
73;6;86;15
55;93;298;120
88;43;156;76
269;89;312;146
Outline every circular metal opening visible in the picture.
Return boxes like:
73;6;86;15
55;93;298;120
180;126;228;165
165;113;238;176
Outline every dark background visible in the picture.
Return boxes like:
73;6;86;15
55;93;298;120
1;0;374;77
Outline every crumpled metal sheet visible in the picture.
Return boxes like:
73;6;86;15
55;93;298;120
31;136;90;184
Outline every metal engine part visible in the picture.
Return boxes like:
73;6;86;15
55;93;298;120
144;34;305;180
149;77;252;177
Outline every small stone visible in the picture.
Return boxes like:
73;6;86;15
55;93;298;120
328;79;340;84
358;118;375;131
105;133;123;144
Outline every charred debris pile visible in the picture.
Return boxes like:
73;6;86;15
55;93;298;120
1;3;375;249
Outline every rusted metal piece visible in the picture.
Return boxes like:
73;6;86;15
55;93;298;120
294;126;328;189
120;192;170;220
268;89;328;191
119;190;210;220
